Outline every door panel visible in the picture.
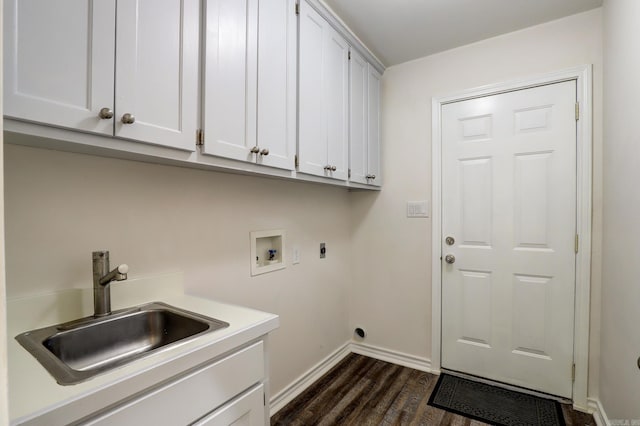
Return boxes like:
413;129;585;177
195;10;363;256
324;27;349;180
367;65;382;186
4;0;115;135
115;0;199;150
349;50;368;185
256;0;297;170
441;81;577;398
297;1;327;176
203;0;258;159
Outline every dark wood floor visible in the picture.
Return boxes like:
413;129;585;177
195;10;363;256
271;353;595;426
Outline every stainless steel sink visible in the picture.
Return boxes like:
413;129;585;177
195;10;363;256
15;302;229;385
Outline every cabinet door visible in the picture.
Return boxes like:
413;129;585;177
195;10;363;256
3;0;115;135
367;64;382;186
192;384;264;426
348;50;368;185
255;0;297;171
114;0;199;151
298;1;327;177
203;0;258;161
324;26;349;181
298;1;348;180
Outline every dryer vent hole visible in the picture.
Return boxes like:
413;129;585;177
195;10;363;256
355;327;366;339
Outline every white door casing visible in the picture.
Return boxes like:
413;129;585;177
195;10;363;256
441;81;577;398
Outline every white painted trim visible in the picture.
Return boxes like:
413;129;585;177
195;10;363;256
431;65;593;406
588;398;610;426
269;341;433;417
350;342;432;373
269;342;351;416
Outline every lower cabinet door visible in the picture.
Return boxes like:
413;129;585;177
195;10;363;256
193;384;265;426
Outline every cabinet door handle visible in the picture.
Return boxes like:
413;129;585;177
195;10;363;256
121;113;136;124
260;148;269;156
367;174;376;180
331;165;337;172
324;165;336;172
98;108;114;119
250;146;260;154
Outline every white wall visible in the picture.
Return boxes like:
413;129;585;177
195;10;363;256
3;144;352;397
349;8;603;394
600;0;640;419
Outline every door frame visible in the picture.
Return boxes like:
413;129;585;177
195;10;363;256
431;65;593;410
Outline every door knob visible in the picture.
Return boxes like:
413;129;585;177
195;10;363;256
445;236;455;246
260;148;269;156
98;107;114;119
121;113;135;124
250;146;260;154
445;254;456;264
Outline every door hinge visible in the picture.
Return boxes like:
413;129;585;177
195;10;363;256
295;2;299;15
571;363;576;381
263;393;266;406
575;102;580;121
196;129;204;146
295;154;299;167
348;51;351;60
348;168;351;178
575;234;579;253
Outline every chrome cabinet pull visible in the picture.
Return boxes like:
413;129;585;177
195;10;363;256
121;113;135;124
98;108;114;119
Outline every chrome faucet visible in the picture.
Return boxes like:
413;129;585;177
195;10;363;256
92;251;129;316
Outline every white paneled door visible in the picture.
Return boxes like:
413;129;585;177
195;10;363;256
441;81;577;398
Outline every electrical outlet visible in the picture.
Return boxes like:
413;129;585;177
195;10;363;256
320;243;326;259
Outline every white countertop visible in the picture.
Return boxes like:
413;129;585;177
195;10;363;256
7;273;279;425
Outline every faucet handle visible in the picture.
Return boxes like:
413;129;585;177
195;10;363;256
117;264;129;274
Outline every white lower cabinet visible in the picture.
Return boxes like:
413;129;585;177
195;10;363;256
193;384;264;426
82;341;266;425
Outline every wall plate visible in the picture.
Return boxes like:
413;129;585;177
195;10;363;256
250;229;286;276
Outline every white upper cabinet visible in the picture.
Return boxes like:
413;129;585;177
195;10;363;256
298;0;349;181
3;0;199;151
4;0;116;136
349;50;368;184
349;50;381;186
202;0;258;162
114;0;199;150
203;0;296;170
256;0;297;170
367;64;382;186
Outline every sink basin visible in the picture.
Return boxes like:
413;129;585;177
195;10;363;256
15;302;229;385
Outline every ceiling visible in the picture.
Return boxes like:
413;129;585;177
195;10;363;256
322;0;603;66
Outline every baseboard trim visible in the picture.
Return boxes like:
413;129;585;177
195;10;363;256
349;341;432;373
269;342;351;416
270;340;604;424
587;398;610;426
